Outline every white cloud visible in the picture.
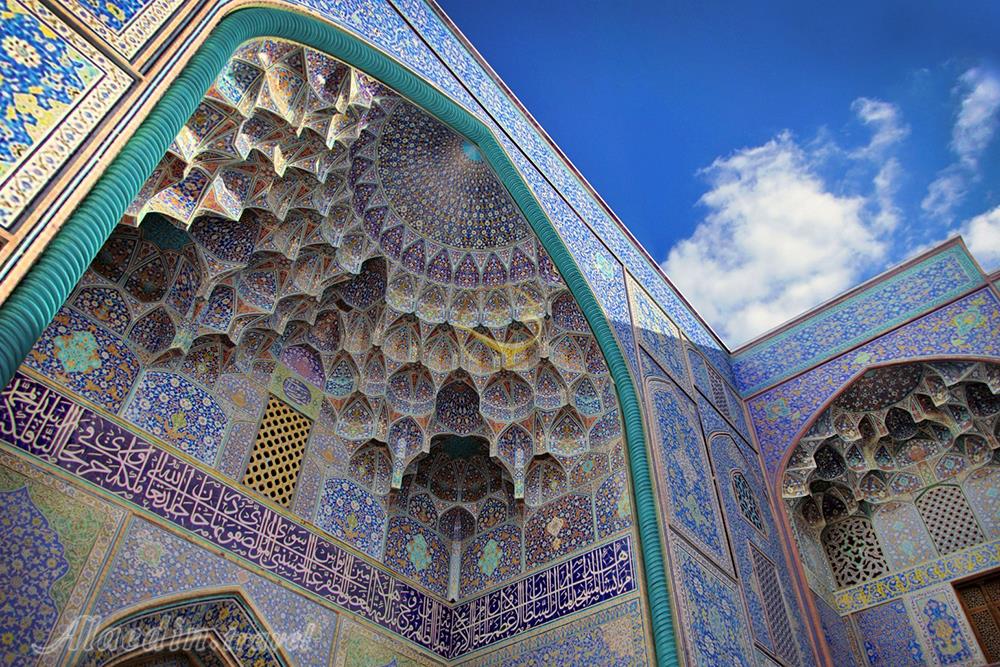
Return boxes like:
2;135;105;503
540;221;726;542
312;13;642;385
922;67;1000;221
852;97;910;158
960;205;1000;269
921;170;967;220
662;132;886;344
952;67;1000;168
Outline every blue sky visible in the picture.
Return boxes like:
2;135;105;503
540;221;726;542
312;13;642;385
438;0;1000;345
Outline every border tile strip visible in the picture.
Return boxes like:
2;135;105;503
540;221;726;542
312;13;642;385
0;371;636;659
732;244;982;396
831;538;1000;615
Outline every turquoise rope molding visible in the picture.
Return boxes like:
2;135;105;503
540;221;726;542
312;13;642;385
0;8;679;665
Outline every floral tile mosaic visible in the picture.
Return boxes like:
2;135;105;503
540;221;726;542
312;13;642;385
647;378;732;574
25;306;140;412
815;594;859;667
709;431;809;664
0;449;123;665
667;530;754;667
0;0;130;230
122;370;227;464
855;600;925;667
833;538;1000;614
462;596;649;666
333;617;442;666
906;585;983;666
750;289;1000;478
58;0;185;59
733;244;983;396
91;516;340;667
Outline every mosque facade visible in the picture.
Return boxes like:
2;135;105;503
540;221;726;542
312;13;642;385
0;2;997;665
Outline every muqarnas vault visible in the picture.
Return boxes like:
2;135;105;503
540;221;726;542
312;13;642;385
0;2;997;666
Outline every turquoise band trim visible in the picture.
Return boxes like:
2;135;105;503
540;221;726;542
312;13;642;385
0;8;678;664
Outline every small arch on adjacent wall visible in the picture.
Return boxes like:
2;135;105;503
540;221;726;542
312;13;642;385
77;590;289;667
774;357;1000;665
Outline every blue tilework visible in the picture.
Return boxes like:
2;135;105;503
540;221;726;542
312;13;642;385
648;378;731;573
733;245;982;396
123;370;228;464
709;432;811;664
90;517;339;667
815;595;859;667
855;600;924;667
25;306;140;412
669;531;754;667
463;597;648;666
0;486;70;662
907;586;981;665
749;289;1000;478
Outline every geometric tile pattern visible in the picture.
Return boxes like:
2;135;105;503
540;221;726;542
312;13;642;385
750;545;798;665
59;0;184;59
916;485;985;555
241;394;311;506
709;431;810;664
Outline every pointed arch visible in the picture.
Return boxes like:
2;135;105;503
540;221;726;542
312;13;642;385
0;10;676;664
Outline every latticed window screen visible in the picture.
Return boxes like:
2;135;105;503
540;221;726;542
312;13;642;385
822;516;888;588
956;573;1000;663
750;545;798;664
708;369;730;417
733;472;766;534
242;395;312;506
915;485;985;555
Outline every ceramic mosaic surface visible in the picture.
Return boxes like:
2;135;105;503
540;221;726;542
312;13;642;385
333;618;442;666
647;378;731;574
0;449;124;665
710;431;809;664
0;368;637;659
0;0;130;230
733;244;983;396
907;585;983;665
123;370;227;465
855;600;925;667
750;288;1000;477
25;306;140;412
833;537;1000;614
628;275;689;391
668;531;754;667
80;595;285;666
91;517;340;667
463;597;649;666
815;595;859;667
59;0;185;59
